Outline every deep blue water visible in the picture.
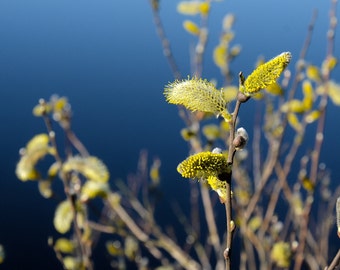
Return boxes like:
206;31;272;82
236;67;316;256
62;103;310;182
0;0;339;269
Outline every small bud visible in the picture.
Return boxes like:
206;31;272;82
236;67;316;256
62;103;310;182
212;147;223;154
230;220;236;231
233;127;248;150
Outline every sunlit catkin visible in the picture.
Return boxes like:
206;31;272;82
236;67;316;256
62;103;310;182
177;151;228;179
62;156;109;183
242;52;292;96
164;77;231;121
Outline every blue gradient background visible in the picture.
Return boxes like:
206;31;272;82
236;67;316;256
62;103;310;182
0;1;339;269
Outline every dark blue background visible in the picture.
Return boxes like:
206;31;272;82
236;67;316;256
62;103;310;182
0;1;339;269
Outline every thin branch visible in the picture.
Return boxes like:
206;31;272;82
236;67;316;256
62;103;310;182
294;1;337;268
149;1;181;80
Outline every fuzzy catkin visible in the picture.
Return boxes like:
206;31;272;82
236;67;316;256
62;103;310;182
164;77;230;121
242;52;292;95
177;151;228;179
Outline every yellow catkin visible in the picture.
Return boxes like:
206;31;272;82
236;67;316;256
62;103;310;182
164;77;231;121
322;56;338;74
287;113;302;132
306;65;321;82
62;156;109;183
177;151;228;179
15;134;52;181
305;110;320;124
271;242;292;268
54;238;75;253
213;44;227;68
265;82;284;96
54;200;74;234
199;2;210;16
177;1;202;15
150;158;161;184
183;20;200;35
202;124;220;141
242;52;292;96
222;86;238;102
281;99;305;114
328;81;340;105
81;181;110;201
302;80;314;110
206;175;227;202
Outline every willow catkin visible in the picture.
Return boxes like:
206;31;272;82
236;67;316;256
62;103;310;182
164;77;231;121
242;52;292;96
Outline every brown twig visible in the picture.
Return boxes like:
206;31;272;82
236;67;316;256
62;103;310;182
294;1;337;268
149;1;181;80
223;73;250;269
